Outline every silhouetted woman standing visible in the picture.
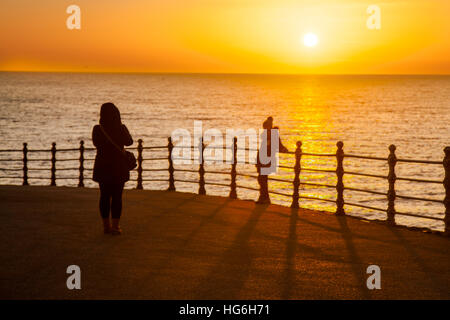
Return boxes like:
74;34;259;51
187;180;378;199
92;103;133;235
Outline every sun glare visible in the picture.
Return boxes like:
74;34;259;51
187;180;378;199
303;33;319;47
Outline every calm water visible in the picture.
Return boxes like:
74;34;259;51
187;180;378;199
0;72;449;231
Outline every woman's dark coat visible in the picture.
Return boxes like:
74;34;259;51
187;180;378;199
92;124;133;184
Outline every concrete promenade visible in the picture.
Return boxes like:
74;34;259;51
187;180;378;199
0;185;449;299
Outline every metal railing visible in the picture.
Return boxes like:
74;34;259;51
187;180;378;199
1;138;449;235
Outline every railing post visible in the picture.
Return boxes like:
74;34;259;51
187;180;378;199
50;142;56;186
78;140;84;187
336;141;345;215
387;144;397;225
229;137;237;199
136;139;143;190
22;143;28;186
167;137;176;191
291;141;302;208
198;138;206;195
443;147;450;235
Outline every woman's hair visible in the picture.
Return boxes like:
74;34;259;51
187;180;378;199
100;102;122;131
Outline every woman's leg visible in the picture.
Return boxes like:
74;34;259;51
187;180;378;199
99;183;112;233
111;182;124;235
111;183;124;219
99;183;112;218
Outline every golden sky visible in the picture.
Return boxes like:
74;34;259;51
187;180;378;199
1;0;449;74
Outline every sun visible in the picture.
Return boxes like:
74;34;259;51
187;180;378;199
303;33;319;47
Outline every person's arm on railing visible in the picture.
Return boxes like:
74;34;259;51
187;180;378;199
279;139;289;153
273;126;289;153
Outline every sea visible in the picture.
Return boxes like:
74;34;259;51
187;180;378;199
0;72;449;231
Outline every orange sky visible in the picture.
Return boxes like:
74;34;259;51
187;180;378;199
1;0;449;74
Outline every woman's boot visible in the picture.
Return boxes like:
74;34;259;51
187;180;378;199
111;218;122;235
102;218;111;234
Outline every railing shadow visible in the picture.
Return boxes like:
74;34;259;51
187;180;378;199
193;203;268;299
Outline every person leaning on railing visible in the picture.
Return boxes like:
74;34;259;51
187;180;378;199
255;117;289;204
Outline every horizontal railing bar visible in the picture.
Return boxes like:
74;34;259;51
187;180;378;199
395;211;444;221
299;195;336;203
54;158;79;162
301;181;335;188
396;177;442;184
0;176;22;179
174;169;198;173
0;159;22;162
302;167;336;173
23;149;51;153
236;160;254;164
345;154;387;161
53;148;80;152
278;165;294;170
22;148;98;153
0;150;22;153
206;145;232;150
143;157;168;161
268;190;292;197
301;152;335;157
267;177;293;184
54;177;80;180
142;168;168;172
396;158;442;165
141;146;167;150
205;182;230;187
235;184;260;191
344;201;386;212
344;170;386;179
236;147;258;152
174;179;198;184
236;173;259;179
0;168;22;171
395;194;442;203
205;170;229;175
344;187;387;196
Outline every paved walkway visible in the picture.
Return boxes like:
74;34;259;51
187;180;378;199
0;185;449;299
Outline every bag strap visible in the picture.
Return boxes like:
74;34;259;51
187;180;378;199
99;125;126;155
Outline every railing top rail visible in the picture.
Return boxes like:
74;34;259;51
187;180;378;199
396;158;442;165
0;149;22;153
344;154;387;161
